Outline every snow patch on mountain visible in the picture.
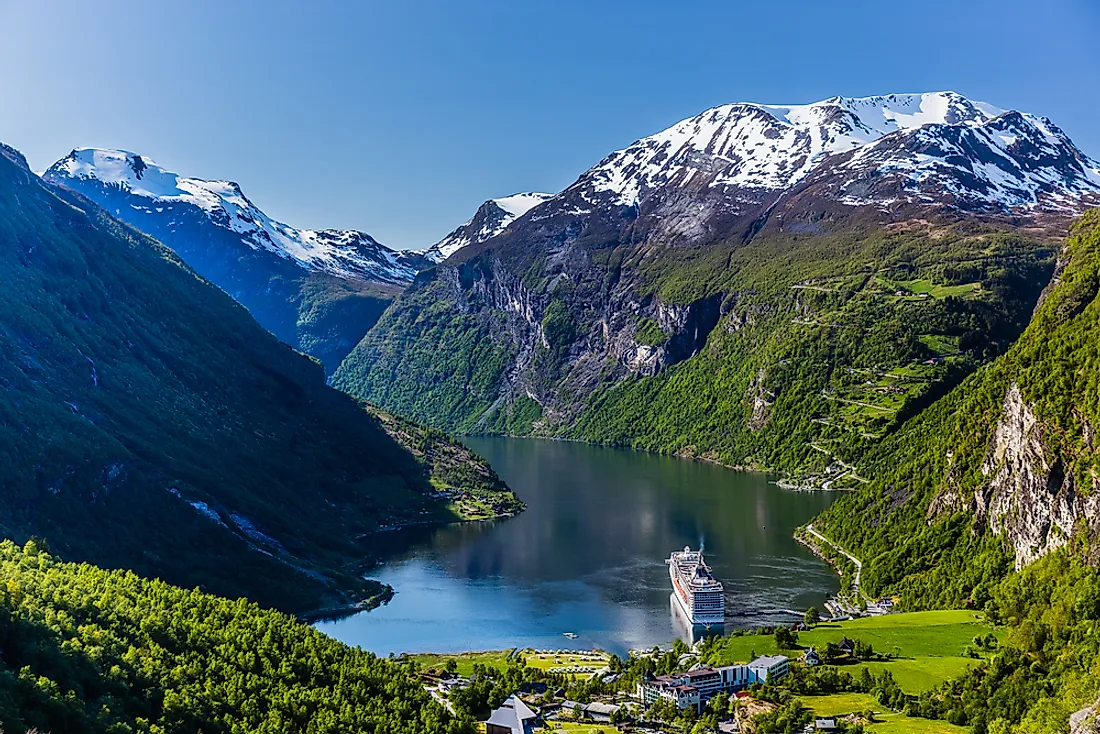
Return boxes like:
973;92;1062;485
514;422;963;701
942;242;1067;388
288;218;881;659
48;148;415;283
423;192;553;262
831;111;1100;211
567;91;1099;213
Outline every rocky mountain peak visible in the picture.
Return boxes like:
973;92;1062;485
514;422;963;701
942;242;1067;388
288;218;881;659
554;91;1098;217
421;192;553;263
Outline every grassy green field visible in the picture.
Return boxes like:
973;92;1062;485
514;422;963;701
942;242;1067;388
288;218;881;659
409;648;610;679
409;650;515;676
709;611;1000;693
543;723;618;733
918;333;959;355
878;277;982;301
804;693;966;733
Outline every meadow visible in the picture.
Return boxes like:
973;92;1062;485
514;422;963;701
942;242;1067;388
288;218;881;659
708;611;1001;693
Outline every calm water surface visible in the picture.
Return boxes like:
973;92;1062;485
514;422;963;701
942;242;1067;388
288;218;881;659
317;437;838;656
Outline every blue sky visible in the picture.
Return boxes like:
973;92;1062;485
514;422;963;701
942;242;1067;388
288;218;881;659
1;0;1097;249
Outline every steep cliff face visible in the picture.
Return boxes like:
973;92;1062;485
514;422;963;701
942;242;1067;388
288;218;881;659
335;240;731;434
1073;698;1100;734
977;383;1100;568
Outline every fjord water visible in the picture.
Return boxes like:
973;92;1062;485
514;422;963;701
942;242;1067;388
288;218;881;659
318;438;838;656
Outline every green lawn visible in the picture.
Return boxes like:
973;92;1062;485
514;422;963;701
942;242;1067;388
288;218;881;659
878;277;981;300
708;611;1000;693
918;334;959;355
543;723;618;733
803;693;967;733
410;648;610;679
409;649;514;676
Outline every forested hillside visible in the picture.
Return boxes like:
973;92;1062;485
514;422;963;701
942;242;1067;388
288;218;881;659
811;211;1100;731
338;211;1055;476
0;141;517;614
0;539;471;733
818;209;1100;608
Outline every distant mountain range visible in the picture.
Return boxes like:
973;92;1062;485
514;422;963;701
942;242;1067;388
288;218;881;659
44;149;560;372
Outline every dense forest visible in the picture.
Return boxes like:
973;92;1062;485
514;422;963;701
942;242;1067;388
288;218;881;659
0;539;471;733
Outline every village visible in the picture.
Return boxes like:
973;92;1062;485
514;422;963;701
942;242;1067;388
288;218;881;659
404;603;994;734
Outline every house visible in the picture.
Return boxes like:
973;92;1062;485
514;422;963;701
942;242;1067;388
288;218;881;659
815;717;838;732
837;637;856;655
748;654;790;683
801;648;822;666
485;694;538;734
583;701;623;722
439;676;470;692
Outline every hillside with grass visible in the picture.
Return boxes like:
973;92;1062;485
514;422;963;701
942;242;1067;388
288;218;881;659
0;141;518;614
817;210;1100;608
338;212;1055;478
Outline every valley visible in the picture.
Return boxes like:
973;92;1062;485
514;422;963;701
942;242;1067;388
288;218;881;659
1;76;1099;734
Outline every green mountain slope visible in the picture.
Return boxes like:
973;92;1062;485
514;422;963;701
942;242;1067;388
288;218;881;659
805;211;1100;732
336;212;1055;476
0;539;471;733
0;142;516;613
817;209;1100;608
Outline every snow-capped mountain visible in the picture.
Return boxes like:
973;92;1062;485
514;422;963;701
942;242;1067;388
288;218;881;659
563;91;1099;216
422;193;553;263
45;148;416;373
47;148;416;283
337;91;1100;453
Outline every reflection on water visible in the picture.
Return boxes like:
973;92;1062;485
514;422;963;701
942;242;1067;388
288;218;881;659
317;437;838;656
669;594;725;646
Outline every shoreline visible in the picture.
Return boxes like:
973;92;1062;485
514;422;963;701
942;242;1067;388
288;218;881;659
303;506;522;624
463;431;864;490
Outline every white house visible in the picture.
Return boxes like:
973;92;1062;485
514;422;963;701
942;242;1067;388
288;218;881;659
748;654;790;683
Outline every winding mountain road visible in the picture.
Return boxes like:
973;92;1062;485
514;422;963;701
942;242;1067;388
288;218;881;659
806;524;867;601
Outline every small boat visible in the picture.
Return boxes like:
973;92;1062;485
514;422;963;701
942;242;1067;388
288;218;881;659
563;632;578;639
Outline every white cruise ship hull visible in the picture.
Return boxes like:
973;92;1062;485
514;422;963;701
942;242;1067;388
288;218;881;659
668;555;725;626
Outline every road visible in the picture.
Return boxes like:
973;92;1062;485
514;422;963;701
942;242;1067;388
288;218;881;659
806;524;868;602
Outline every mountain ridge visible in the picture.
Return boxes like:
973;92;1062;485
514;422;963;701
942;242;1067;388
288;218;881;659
0;139;518;613
47;147;417;282
45;148;417;372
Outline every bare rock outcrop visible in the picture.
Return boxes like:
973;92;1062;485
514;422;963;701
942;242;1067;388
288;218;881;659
976;383;1100;568
1071;696;1100;734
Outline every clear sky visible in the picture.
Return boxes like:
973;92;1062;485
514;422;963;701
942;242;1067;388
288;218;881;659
1;0;1097;250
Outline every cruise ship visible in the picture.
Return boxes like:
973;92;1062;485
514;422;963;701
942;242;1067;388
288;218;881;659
667;546;725;626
